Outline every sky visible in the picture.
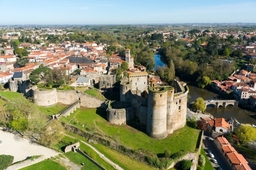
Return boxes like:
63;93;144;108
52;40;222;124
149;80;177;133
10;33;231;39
0;0;255;25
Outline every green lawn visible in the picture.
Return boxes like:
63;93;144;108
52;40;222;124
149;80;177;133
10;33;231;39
38;103;68;116
0;98;6;107
55;135;115;170
200;147;214;170
21;159;66;170
61;108;200;154
94;144;156;170
0;91;24;101
65;152;102;170
84;88;105;101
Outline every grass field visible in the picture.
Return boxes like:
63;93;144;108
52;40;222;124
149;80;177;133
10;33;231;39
55;135;115;170
94;144;156;170
21;159;66;170
84;88;105;101
61;108;200;154
0;91;24;101
200;148;214;170
65;152;102;170
38;103;68;116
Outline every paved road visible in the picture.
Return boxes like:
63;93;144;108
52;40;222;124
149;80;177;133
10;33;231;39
203;136;232;170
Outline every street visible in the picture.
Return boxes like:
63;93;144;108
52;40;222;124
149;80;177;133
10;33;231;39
202;135;232;170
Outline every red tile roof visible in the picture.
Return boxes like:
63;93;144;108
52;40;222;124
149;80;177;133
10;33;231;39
215;118;230;130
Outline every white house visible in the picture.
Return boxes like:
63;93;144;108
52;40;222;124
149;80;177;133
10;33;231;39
0;71;13;84
76;76;90;86
214;118;231;133
0;55;17;63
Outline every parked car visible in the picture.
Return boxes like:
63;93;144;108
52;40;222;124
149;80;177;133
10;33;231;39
209;153;214;158
211;158;218;164
206;136;214;141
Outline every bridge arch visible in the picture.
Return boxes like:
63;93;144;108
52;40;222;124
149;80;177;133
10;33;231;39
206;103;216;108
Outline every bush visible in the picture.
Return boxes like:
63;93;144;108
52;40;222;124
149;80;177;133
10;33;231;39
180;160;192;170
198;154;206;166
170;151;185;160
0;155;14;170
164;150;171;158
197;165;204;170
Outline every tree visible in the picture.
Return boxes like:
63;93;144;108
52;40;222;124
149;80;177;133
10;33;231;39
16;57;29;67
7;98;47;136
197;76;211;88
191;97;206;113
29;65;51;85
235;124;256;144
121;61;128;71
14;48;29;58
10;110;28;132
39;120;64;146
223;47;230;57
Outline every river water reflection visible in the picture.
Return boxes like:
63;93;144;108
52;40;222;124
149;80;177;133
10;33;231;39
188;85;256;124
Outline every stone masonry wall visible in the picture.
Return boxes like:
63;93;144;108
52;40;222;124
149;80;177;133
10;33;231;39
34;88;58;106
79;93;105;108
57;90;79;105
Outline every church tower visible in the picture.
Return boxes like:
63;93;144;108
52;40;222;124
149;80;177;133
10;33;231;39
125;49;134;69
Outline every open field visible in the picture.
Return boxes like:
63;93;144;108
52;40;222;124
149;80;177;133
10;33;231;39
38;103;68;116
0;91;24;101
20;159;66;170
61;108;200;154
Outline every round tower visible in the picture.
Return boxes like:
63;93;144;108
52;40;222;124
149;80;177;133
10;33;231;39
146;87;167;139
120;78;130;102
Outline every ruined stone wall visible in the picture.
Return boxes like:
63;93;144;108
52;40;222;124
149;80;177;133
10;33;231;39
57;90;79;105
139;106;147;127
167;86;188;134
79;93;105;108
120;81;131;102
33;89;105;108
107;107;127;125
34;88;58;106
99;75;116;89
147;88;167;139
9;80;18;92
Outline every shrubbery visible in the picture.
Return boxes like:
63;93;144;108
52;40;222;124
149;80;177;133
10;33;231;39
198;154;206;167
0;155;14;170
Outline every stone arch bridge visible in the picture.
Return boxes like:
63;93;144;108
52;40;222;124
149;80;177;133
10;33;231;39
205;100;238;108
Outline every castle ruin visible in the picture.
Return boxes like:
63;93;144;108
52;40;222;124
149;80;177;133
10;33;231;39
106;50;189;139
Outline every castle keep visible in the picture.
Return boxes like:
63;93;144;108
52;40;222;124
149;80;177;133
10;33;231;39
107;50;189;139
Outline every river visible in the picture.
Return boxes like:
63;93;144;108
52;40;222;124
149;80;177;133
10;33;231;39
153;54;256;124
188;85;256;124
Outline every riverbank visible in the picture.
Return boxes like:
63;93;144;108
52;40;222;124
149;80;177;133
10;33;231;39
188;85;256;124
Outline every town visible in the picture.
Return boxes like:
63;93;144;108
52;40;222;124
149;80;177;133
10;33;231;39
0;24;255;170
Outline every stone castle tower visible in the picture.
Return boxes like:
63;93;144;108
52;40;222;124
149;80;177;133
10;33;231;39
125;49;134;69
107;65;188;139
